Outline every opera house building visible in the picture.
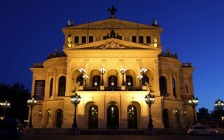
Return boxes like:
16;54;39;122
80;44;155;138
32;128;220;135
29;8;196;130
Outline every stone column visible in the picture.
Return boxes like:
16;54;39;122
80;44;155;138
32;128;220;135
66;59;71;96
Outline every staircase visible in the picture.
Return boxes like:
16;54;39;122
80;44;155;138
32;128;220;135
80;129;146;135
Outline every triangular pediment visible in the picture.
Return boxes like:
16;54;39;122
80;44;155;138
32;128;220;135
65;18;160;29
66;38;158;50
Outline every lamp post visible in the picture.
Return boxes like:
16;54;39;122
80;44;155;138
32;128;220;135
214;99;224;120
0;101;10;120
145;93;155;128
188;96;198;125
137;75;143;87
140;68;147;74
175;108;179;128
100;67;106;85
83;74;89;87
79;68;85;74
79;68;85;85
27;97;37;128
39;110;43;128
120;67;126;86
71;93;81;128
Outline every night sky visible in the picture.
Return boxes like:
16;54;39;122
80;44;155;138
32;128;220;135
1;0;224;112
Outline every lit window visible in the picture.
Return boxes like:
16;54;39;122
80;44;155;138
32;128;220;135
146;36;151;43
74;36;79;44
139;36;144;43
82;36;86;44
132;36;136;43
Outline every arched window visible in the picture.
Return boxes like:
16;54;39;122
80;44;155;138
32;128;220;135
92;75;100;90
56;109;63;128
126;75;133;88
76;75;83;86
127;105;137;129
172;78;177;97
162;109;170;128
107;104;119;129
88;105;98;129
142;74;149;86
58;76;66;96
159;76;167;96
49;78;53;97
174;109;180;128
108;76;117;91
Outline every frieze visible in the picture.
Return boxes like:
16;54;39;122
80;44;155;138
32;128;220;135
89;22;137;29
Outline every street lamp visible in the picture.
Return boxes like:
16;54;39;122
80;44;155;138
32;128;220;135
120;67;126;86
140;68;147;74
145;93;155;128
0;101;10;120
79;68;85;85
214;99;224;120
71;93;81;128
27;97;37;128
78;68;85;74
188;96;198;125
137;75;143;87
100;67;106;85
174;108;179;128
83;74;89;87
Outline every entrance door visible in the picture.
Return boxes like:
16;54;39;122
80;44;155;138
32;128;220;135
128;105;137;129
56;109;63;128
162;109;170;128
88;105;98;129
107;105;119;129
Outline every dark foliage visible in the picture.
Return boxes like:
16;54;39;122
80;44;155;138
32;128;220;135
211;108;224;120
0;82;30;123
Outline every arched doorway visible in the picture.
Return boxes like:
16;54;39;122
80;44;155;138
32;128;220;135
108;76;117;91
162;109;170;128
142;74;149;86
126;75;133;90
128;105;137;129
92;75;100;90
107;104;119;129
55;109;63;128
76;75;83;86
88;105;98;129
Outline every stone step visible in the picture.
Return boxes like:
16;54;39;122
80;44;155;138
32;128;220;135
80;130;146;135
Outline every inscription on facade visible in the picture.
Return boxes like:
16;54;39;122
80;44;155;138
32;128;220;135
90;22;137;29
34;80;45;100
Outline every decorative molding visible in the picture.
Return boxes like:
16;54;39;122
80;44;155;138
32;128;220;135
95;41;130;49
89;22;137;29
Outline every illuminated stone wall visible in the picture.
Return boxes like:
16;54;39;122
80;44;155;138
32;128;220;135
29;18;195;129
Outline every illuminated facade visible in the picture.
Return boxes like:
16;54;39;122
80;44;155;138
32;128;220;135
29;9;196;129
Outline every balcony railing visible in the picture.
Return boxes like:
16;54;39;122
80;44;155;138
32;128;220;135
80;86;145;91
47;50;66;59
182;63;192;68
159;51;178;59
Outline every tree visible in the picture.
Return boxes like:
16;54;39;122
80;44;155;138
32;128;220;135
0;82;30;123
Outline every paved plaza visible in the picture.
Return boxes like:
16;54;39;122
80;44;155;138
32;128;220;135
11;134;224;140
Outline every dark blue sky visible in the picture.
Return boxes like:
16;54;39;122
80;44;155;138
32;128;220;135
1;0;224;112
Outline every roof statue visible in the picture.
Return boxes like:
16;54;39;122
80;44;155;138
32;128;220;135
105;29;120;39
151;19;159;27
107;5;117;19
67;20;73;27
